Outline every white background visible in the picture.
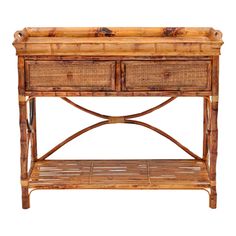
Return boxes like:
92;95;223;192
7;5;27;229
0;0;235;235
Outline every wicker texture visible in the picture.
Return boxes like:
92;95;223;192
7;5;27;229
26;61;115;91
29;159;210;189
124;61;210;90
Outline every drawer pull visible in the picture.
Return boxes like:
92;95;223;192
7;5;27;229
67;71;73;80
163;72;170;79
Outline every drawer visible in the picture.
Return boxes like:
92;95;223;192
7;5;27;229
121;61;211;91
25;60;116;91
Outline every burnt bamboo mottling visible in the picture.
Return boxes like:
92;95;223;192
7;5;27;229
13;27;223;209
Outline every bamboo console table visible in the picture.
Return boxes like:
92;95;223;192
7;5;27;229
13;27;223;209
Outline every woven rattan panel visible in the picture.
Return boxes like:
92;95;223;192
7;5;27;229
26;60;116;91
123;61;211;91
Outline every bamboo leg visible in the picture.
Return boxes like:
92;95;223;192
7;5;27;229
30;98;37;161
19;95;30;209
21;186;30;209
209;99;218;209
210;186;217;209
203;97;208;160
209;56;219;209
18;56;30;209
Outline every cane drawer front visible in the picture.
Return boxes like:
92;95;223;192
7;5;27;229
25;60;116;91
122;61;211;91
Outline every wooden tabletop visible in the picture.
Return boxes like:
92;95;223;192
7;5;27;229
13;27;223;56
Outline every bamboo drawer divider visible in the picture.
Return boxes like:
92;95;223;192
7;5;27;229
13;27;223;209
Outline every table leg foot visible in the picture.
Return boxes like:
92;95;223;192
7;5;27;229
209;187;217;209
22;187;30;209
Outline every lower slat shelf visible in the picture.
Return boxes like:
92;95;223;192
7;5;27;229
29;159;210;189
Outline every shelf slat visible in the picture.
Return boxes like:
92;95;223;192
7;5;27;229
29;159;210;189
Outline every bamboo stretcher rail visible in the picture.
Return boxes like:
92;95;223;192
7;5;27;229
38;120;108;161
126;120;201;160
61;97;176;119
38;97;201;161
61;97;109;119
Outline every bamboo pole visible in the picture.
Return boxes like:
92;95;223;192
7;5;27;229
209;56;219;209
29;98;37;161
18;57;30;209
203;97;209;160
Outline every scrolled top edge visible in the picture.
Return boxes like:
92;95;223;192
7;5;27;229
209;28;223;41
13;28;28;44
